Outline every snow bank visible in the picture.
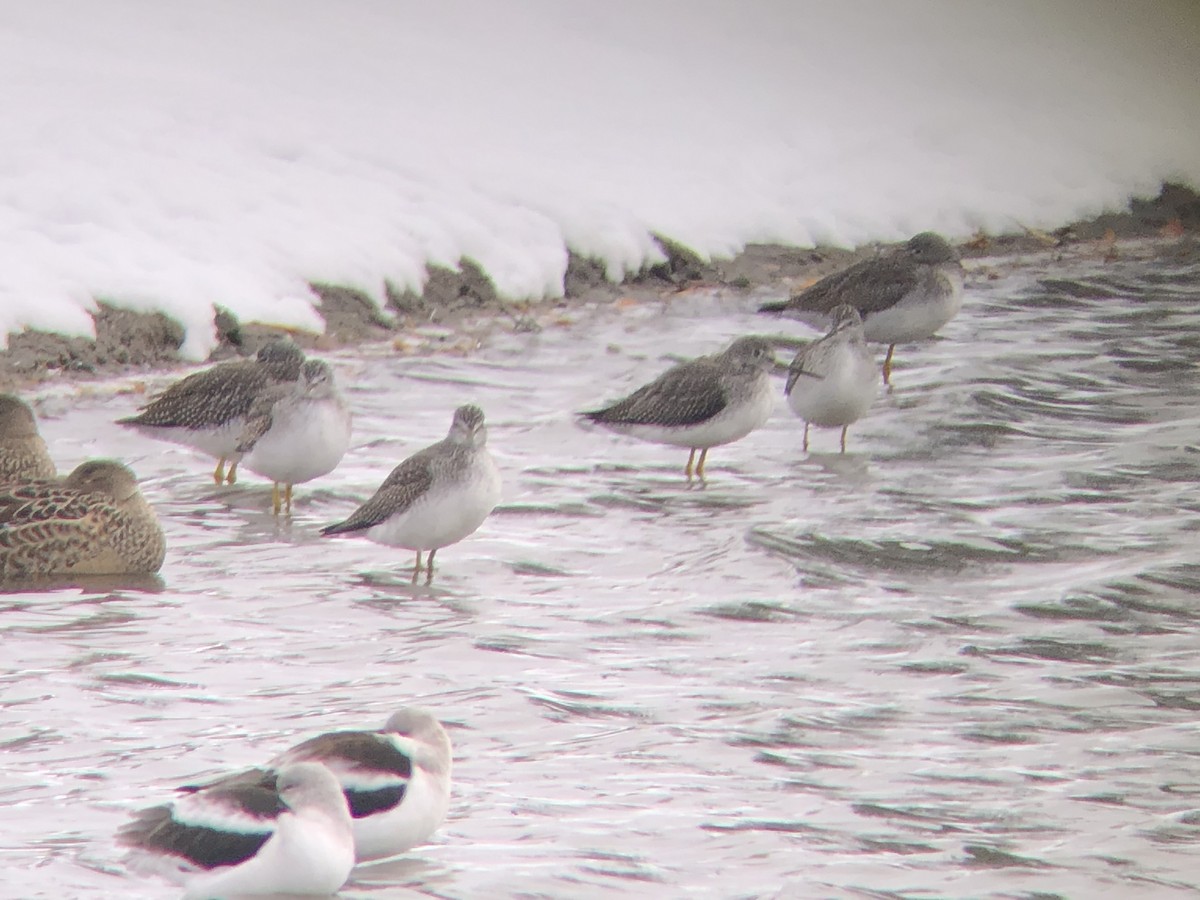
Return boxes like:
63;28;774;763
2;0;1197;357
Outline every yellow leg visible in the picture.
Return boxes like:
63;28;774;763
213;458;225;485
840;425;848;454
696;448;709;480
226;460;238;485
684;448;696;480
426;548;437;584
882;344;895;386
284;483;293;515
271;482;282;516
411;550;423;584
803;422;810;453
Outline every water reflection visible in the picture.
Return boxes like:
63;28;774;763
3;251;1200;897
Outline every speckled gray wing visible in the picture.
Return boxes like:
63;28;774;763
583;359;727;427
788;256;922;315
234;384;290;454
758;256;923;316
321;449;438;535
119;361;269;429
784;344;825;395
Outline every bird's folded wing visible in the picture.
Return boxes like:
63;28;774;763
322;453;436;534
585;362;727;427
791;256;920;314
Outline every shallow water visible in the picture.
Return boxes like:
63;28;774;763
4;249;1200;899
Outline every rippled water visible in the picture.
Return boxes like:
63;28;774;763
4;248;1200;898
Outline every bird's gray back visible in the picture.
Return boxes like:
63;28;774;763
121;361;272;429
584;359;728;428
791;254;927;315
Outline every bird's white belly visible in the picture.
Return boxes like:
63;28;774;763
185;811;353;899
242;401;352;485
863;271;964;344
353;766;451;861
616;375;776;449
787;346;878;427
130;420;246;460
366;457;501;552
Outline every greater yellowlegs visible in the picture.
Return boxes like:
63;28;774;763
759;232;963;384
0;459;164;579
117;339;306;485
182;708;452;863
119;762;354;899
321;405;501;584
582;335;776;480
784;304;879;453
0;394;55;482
235;359;352;516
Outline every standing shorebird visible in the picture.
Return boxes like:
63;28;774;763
180;708;452;863
758;232;963;385
784;305;879;453
0;394;56;482
117;339;306;485
321;404;501;584
0;459;165;579
235;359;352;516
581;335;776;481
119;762;355;899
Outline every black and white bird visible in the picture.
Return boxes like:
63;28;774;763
177;708;453;863
120;761;355;899
784;304;879;453
759;232;963;384
117;339;306;485
581;336;776;481
322;405;501;584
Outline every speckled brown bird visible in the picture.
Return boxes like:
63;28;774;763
0;459;165;579
176;707;452;863
117;339;306;485
0;394;56;483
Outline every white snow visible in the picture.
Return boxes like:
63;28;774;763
2;0;1198;358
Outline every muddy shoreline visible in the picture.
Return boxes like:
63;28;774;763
3;182;1197;389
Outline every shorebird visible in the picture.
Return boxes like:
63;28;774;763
181;708;453;863
120;762;355;899
0;394;55;482
758;232;963;385
581;335;776;480
321;404;501;584
117;339;306;485
784;305;879;453
0;459;165;579
235;359;352;516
